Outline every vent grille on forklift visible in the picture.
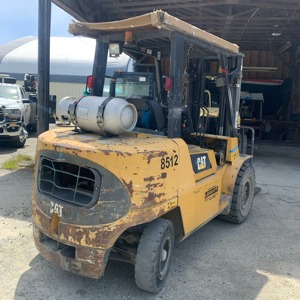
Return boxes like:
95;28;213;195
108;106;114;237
38;157;100;207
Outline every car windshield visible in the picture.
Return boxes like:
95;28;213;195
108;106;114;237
0;85;19;100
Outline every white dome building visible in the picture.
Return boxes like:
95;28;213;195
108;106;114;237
0;36;133;101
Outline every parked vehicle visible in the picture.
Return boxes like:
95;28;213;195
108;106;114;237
0;79;37;147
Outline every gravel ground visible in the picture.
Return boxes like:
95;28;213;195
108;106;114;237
0;136;300;300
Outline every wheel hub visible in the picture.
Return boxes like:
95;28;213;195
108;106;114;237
20;126;28;142
159;236;171;279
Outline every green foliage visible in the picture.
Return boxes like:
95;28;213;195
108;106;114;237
1;154;33;170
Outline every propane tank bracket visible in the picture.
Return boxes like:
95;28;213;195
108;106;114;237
96;97;114;132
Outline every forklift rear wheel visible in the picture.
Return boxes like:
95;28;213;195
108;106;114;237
221;162;255;224
135;218;174;293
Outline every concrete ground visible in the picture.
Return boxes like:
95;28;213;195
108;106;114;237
0;132;37;166
0;133;300;300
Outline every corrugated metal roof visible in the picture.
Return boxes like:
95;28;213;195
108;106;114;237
53;0;300;51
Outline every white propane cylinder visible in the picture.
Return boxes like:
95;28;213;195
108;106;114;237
56;96;76;124
74;96;137;135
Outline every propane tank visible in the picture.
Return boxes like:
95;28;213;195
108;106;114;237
56;96;76;124
68;96;137;135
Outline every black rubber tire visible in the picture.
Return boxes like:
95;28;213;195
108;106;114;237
220;162;255;224
135;218;174;293
27;123;37;132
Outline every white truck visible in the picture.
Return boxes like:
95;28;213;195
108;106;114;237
0;81;37;147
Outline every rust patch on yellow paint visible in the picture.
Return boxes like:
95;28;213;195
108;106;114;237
143;192;165;203
69;227;85;244
146;182;163;190
50;213;60;235
146;151;168;164
53;143;84;152
144;176;155;182
159;172;167;179
33;224;110;279
33;205;50;232
101;150;133;157
121;179;134;196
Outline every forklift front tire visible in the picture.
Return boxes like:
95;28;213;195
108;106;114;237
135;218;174;293
220;162;255;224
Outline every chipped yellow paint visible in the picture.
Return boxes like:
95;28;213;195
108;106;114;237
50;213;60;236
36;130;248;235
167;199;177;210
35;130;247;219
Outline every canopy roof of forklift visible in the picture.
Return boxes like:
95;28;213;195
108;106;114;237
69;10;240;56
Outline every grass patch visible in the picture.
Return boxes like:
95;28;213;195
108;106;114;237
1;154;33;170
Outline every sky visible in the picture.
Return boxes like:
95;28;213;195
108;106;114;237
0;0;74;45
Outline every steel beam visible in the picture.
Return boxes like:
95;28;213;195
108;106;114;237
92;38;109;96
38;0;51;135
168;33;184;138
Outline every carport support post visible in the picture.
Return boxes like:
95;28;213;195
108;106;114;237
289;49;300;119
168;33;184;138
37;0;51;135
92;37;109;96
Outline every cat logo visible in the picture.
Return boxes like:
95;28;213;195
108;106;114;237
190;153;211;174
197;156;207;170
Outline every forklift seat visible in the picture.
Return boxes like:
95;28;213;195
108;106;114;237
126;95;165;131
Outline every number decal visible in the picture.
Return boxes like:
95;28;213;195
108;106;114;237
174;155;178;166
161;155;179;169
165;157;170;168
50;201;63;217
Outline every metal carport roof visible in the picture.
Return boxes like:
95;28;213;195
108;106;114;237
52;0;300;51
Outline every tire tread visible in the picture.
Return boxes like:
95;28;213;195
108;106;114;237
220;162;255;224
135;218;174;293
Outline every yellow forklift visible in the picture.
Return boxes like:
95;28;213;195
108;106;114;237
32;11;255;293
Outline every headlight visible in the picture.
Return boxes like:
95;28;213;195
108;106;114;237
3;108;21;120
